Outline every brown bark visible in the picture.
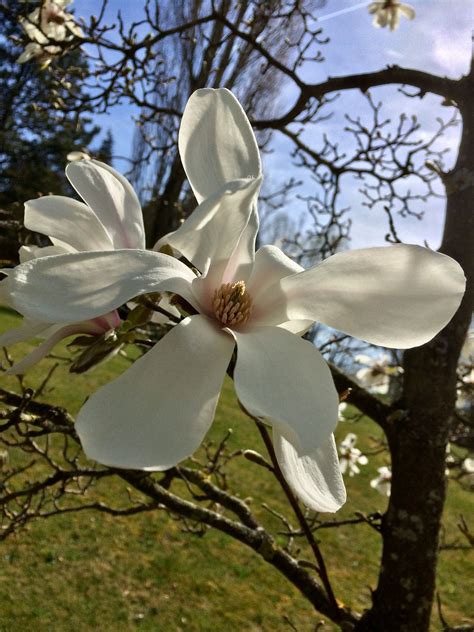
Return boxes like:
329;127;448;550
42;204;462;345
355;67;473;632
145;154;187;247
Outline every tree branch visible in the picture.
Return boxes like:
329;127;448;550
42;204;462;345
254;66;460;129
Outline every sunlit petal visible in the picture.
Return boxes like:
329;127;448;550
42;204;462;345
24;195;114;252
281;245;466;348
232;326;339;454
76;315;234;469
7;250;197;323
157;177;261;284
274;432;346;512
179;88;261;203
66;160;145;249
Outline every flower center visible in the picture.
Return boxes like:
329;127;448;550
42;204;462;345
213;281;252;326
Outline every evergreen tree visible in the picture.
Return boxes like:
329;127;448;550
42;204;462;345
0;1;99;222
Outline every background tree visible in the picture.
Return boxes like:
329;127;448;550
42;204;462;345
0;0;102;262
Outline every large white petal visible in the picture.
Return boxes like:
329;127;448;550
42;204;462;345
76;315;234;470
7;250;197;324
232;326;339;455
157;177;261;280
24;196;115;252
179;88;261;203
273;432;346;513
66;160;145;250
247;245;305;326
280;245;466;348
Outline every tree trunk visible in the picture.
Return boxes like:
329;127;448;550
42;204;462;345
355;78;473;631
145;154;187;247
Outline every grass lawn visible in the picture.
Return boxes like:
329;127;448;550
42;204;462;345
0;307;472;631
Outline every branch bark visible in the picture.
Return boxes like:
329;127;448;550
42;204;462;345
254;66;462;130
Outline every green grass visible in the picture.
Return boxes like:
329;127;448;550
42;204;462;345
0;307;472;631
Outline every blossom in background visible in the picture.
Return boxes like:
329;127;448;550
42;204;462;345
338;433;368;477
17;41;62;65
67;150;91;162
463;458;474;474
368;1;415;31
456;331;473;417
338;402;348;421
0;160;146;373
355;353;402;395
18;0;83;65
0;89;465;512
371;466;392;496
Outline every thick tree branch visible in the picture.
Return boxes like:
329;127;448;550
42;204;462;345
254;66;461;129
119;470;358;627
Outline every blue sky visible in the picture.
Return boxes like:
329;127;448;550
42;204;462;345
76;0;472;249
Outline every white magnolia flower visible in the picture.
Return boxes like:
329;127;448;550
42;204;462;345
370;466;392;496
338;402;348;421
368;1;415;31
355;353;402;395
0;89;465;512
338;433;368;477
462;457;474;474
17;41;61;65
18;0;83;64
67;151;91;162
456;330;473;415
0;160;146;373
445;443;455;476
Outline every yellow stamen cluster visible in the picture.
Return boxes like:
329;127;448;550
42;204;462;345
213;281;253;326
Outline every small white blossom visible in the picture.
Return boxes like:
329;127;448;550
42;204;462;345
67;151;91;162
338;402;348;421
338;433;368;477
370;466;392;496
18;0;83;64
445;443;456;477
462;457;474;474
368;1;415;31
355;353;402;395
456;331;473;417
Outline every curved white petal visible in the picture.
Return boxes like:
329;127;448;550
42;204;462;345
19;244;74;263
157;177;261;282
0;320;50;347
8;250;197;323
232;326;339;455
76;315;234;470
248;245;303;295
66;160;145;250
277;320;313;335
273;431;346;513
399;4;415;19
281;245;466;349
24;196;115;252
179;88;261;203
6;321;101;375
247;245;305;326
